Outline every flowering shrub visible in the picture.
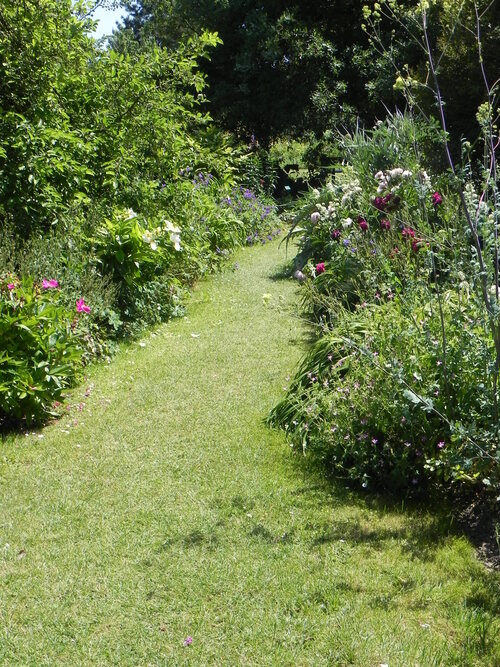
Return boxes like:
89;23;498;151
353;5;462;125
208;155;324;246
272;114;500;497
0;276;84;426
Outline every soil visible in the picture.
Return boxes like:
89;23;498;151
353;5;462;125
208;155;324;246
455;495;500;570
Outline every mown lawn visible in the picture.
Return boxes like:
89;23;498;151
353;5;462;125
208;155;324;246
1;239;499;666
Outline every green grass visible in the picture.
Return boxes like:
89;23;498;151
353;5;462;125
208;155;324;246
1;239;500;666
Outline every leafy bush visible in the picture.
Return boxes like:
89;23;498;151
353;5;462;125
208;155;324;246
271;113;500;498
0;277;85;427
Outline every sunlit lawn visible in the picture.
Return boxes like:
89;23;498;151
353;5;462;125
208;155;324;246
1;239;499;666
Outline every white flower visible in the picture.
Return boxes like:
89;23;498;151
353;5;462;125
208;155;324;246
150;241;158;251
311;211;321;224
389;167;404;180
342;217;353;228
164;220;181;234
402;169;413;178
374;170;384;181
170;232;181;251
125;208;137;219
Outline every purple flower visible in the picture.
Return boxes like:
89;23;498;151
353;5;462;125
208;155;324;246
380;218;391;231
315;262;325;275
331;229;341;241
373;196;386;211
183;636;193;646
437;441;445;449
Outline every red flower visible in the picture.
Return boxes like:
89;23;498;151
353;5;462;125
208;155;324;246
358;216;368;232
402;227;416;239
315;262;325;275
432;192;443;207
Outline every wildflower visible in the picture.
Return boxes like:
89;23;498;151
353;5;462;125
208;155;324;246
342;217;353;228
315;262;326;275
380;218;391;230
373;196;386;211
411;238;423;252
7;283;15;290
42;279;59;289
358;217;368;232
331;229;341;241
183;637;193;646
76;298;91;314
402;227;415;240
432;192;443;207
437;441;445;449
311;211;321;224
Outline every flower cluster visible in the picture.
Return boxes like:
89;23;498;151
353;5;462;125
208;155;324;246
374;167;412;194
340;178;362;205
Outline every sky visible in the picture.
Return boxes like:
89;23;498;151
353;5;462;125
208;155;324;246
91;5;126;39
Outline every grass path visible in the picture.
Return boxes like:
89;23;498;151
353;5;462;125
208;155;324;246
1;239;500;666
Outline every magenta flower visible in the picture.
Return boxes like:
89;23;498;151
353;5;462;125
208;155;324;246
331;229;341;241
402;227;415;240
315;262;325;275
183;637;193;646
358;217;368;232
437;441;445;449
380;218;391;231
76;298;91;313
42;279;59;289
411;237;423;252
373;196;386;211
432;192;443;207
7;283;15;290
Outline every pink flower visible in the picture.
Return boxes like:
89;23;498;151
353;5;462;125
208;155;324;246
358;217;368;232
76;298;91;313
183;636;193;646
437;441;445;449
432;192;443;207
7;283;15;290
380;218;391;231
42;279;59;289
315;262;325;275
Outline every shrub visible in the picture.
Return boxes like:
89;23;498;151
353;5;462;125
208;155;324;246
0;276;85;427
271;113;500;498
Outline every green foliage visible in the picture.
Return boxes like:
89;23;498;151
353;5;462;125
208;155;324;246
271;113;500;498
0;277;84;427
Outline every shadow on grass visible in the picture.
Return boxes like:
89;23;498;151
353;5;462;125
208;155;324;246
281;449;498;571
